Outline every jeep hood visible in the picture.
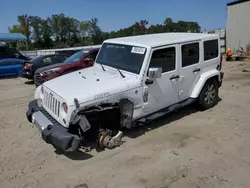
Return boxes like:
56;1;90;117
43;64;138;106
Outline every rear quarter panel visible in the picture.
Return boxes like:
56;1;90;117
190;37;221;98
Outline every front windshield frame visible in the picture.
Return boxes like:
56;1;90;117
95;43;147;74
64;50;88;63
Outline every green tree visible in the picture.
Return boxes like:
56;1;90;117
79;21;90;45
18;14;31;42
88;18;103;44
42;18;53;49
133;20;149;35
29;16;43;48
8;14;201;50
164;17;175;32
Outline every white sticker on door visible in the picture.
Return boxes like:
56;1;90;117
131;47;146;54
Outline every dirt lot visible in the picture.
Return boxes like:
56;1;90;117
1;61;250;188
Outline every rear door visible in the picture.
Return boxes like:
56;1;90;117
178;41;201;101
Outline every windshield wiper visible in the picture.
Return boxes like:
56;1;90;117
117;68;125;78
100;63;106;71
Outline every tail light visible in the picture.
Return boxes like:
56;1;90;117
24;63;32;70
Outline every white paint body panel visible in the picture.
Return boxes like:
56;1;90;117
34;33;222;129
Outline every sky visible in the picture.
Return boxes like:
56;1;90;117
0;0;233;33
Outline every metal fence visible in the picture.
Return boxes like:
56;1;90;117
20;44;102;59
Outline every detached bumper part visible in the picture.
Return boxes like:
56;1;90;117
26;100;81;152
41;123;81;152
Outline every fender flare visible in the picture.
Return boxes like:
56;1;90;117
190;69;220;98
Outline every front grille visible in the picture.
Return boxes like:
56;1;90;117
34;72;42;86
40;107;62;126
43;90;61;119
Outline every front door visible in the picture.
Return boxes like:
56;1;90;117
142;45;180;114
179;41;201;101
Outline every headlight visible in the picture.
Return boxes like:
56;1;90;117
40;68;61;76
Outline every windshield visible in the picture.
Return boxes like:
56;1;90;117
64;50;88;63
95;43;146;74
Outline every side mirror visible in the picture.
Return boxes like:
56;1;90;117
148;67;162;79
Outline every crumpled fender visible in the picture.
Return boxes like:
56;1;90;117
190;69;221;98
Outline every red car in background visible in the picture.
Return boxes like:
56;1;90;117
34;48;100;86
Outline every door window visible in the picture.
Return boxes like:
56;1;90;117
181;43;199;67
204;40;219;61
42;57;52;63
53;55;67;62
149;47;176;73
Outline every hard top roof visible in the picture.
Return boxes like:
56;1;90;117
104;32;218;47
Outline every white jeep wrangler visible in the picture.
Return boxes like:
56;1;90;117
26;33;224;152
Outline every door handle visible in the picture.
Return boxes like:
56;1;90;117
169;75;180;80
193;68;201;73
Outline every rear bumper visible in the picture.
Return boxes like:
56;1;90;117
26;100;81;152
219;72;224;87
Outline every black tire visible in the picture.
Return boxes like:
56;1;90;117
198;79;219;110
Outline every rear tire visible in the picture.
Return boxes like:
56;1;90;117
198;79;219;110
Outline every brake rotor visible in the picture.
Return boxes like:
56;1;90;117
98;131;111;150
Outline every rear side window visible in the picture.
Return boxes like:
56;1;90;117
54;55;67;62
181;43;199;67
149;47;176;73
42;57;52;63
204;40;219;61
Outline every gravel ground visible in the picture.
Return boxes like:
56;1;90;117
0;60;250;188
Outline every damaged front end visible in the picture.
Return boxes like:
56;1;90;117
27;98;134;152
69;98;134;150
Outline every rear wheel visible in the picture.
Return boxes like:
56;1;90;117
198;79;219;110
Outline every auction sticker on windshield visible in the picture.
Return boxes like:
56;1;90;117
131;47;146;54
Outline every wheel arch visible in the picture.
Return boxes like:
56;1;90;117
190;70;220;98
69;98;135;133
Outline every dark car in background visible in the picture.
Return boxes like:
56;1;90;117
21;54;70;80
34;48;100;86
0;46;30;78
